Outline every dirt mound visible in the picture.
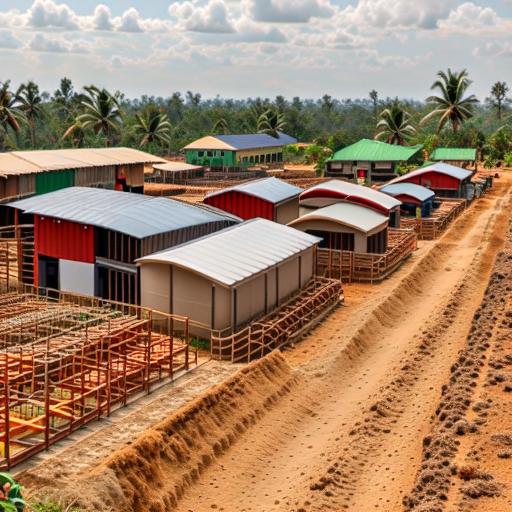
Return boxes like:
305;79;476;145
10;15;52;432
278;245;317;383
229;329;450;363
40;352;297;511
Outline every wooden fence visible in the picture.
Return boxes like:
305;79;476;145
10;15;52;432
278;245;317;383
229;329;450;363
210;278;343;363
0;225;34;288
400;199;466;240
316;228;418;283
0;284;197;470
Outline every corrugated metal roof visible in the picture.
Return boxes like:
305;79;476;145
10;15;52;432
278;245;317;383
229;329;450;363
9;187;237;239
430;147;476;161
0;147;165;175
380;183;435;202
331;139;423;162
138;218;320;287
184;132;297;151
205;177;302;204
0;153;42;178
153;161;203;172
388;162;473;185
300;179;401;212
290;202;389;234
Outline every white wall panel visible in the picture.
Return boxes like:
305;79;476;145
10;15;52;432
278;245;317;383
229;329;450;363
59;259;95;296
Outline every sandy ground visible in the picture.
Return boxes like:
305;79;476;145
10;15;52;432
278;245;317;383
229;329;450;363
18;173;512;512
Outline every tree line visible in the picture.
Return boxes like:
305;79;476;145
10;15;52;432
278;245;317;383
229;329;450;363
0;69;510;167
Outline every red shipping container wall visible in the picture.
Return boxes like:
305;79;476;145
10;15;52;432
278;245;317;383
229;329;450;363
394;194;421;206
402;172;460;191
205;191;275;220
35;215;95;263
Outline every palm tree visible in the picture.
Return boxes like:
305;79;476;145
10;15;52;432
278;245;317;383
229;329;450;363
212;117;229;135
65;86;122;146
421;69;479;132
257;109;286;138
133;108;172;147
17;81;43;147
0;80;22;137
487;81;509;121
375;100;416;145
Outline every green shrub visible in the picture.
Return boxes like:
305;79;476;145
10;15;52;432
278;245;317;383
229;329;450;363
190;337;210;350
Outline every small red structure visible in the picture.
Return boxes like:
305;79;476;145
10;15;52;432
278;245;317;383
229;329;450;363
204;177;302;224
387;163;473;198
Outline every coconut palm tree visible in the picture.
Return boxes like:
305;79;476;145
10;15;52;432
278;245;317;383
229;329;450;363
421;69;479;132
65;86;122;146
17;81;43;147
212;117;229;135
375;100;416;145
0;80;22;137
257;109;286;138
133;108;172;147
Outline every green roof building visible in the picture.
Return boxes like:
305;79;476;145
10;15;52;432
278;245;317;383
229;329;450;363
430;147;477;166
326;139;424;184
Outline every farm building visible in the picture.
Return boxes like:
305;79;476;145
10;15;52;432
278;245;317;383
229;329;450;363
138;218;320;338
299;179;402;228
430;147;477;168
183;132;297;169
380;183;436;218
9;187;239;304
149;161;204;184
0;147;165;213
387;162;473;198
326;139;423;183
289;202;389;254
204;177;302;223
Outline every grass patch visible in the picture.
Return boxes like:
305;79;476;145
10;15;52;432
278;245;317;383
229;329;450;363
190;337;210;351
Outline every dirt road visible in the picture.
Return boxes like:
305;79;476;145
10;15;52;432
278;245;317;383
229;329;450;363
19;174;512;512
169;177;512;512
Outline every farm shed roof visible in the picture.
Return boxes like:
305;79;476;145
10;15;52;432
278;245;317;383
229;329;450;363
300;179;401;213
290;202;389;234
153;161;203;172
430;147;477;161
0;147;165;177
331;139;423;162
183;132;297;151
388;162;473;185
9;187;236;239
205;177;302;205
137;218;320;287
380;183;435;202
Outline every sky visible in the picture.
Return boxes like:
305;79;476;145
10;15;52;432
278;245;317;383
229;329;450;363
0;0;511;101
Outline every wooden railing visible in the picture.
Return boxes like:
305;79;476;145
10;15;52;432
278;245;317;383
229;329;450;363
400;199;466;240
211;278;343;363
0;284;197;470
316;228;418;283
0;225;34;288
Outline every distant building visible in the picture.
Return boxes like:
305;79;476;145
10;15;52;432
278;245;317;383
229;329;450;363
386;162;473;198
183;132;297;169
380;183;436;218
204;177;302;224
430;147;477;168
299;179;402;228
326;139;423;184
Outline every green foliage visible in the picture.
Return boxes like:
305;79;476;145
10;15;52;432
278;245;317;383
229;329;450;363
190;337;210;350
30;500;80;512
503;151;512;167
396;163;418;176
375;99;416;145
0;473;25;512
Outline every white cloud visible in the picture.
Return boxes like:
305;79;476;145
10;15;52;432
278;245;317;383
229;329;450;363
439;2;502;33
473;41;512;58
169;0;235;33
92;4;113;31
233;17;286;42
28;0;79;30
118;8;143;33
340;0;456;30
29;33;89;53
0;29;22;49
247;0;335;23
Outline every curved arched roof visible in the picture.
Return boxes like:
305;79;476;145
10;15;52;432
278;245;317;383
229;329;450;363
289;202;388;235
387;162;473;185
300;179;401;214
380;183;435;202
